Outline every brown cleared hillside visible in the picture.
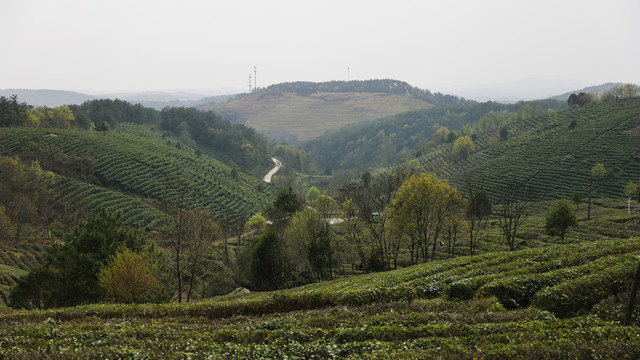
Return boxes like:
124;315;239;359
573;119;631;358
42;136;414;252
215;91;434;142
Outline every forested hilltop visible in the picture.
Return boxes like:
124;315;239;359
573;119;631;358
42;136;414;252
261;79;470;107
210;79;469;143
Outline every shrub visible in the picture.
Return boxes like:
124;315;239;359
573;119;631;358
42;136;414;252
532;256;637;317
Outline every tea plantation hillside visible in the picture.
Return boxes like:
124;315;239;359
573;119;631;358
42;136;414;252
0;126;277;228
1;237;640;358
418;97;640;201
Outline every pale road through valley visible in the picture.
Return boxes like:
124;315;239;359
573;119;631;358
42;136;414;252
263;158;282;183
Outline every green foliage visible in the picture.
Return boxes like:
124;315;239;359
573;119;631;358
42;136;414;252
451;135;474;160
98;247;159;304
591;162;606;179
602;83;640;102
568;92;594;107
69;98;160;127
0;157;53;241
9;210;145;308
286;208;334;282
544;199;577;243
625;179;640;202
160;106;271;172
0;95;30;127
245;213;266;233
251;229;281;290
500;126;509;140
265;187;304;223
273;144;316;173
306;186;320;203
532;255;638;317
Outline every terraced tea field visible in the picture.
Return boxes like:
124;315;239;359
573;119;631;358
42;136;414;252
0;127;276;226
419;98;640;202
1;237;639;358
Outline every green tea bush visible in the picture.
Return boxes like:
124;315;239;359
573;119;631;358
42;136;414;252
532;255;638;317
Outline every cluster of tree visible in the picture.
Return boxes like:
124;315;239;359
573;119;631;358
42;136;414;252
0;96;160;131
567;92;594;107
68;98;160;129
9;210;168;308
336;169;494;271
229;187;340;290
568;84;639;107
160;107;272;172
0;157;54;242
0;96;78;129
9;201;238;308
302;100;563;172
264;79;471;107
600;84;640;103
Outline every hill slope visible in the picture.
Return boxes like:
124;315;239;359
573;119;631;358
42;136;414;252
0;127;276;228
418;98;640;201
210;80;469;143
302;99;565;172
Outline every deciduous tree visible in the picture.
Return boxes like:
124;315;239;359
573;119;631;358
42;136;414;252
98;247;159;304
388;173;462;264
588;163;606;220
544;199;577;243
452;135;475;161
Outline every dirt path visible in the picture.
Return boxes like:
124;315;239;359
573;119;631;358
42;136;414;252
263;158;282;183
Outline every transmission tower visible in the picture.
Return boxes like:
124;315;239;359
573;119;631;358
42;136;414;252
253;66;257;92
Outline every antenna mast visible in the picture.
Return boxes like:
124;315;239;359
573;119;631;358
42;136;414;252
248;74;252;93
253;66;257;92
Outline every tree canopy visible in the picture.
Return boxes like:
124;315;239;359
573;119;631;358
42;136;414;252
544;199;577;243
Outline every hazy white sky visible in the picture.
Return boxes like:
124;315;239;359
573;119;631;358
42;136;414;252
1;0;638;94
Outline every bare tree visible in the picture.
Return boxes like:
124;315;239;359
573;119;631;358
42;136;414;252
466;188;492;255
495;182;533;251
161;171;193;303
184;210;220;302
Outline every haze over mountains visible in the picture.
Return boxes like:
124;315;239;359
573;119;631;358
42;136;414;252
2;78;617;108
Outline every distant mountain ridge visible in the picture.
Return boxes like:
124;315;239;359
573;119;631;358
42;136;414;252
547;83;625;102
0;89;97;107
0;89;233;110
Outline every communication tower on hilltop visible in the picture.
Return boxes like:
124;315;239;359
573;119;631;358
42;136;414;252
253;66;257;92
248;74;252;93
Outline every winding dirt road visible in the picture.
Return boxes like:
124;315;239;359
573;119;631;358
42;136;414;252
263;158;282;183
